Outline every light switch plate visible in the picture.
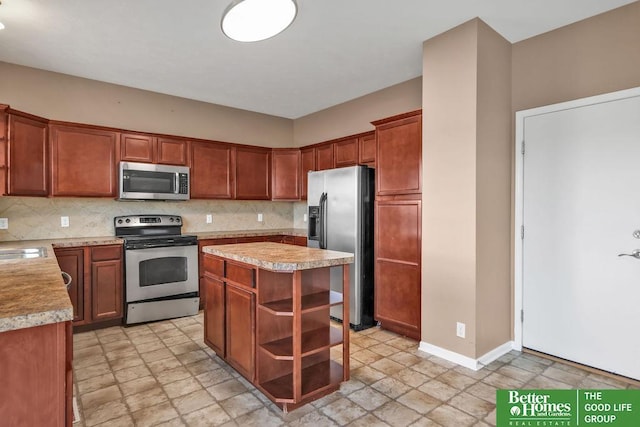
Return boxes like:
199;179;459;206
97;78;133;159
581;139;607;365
257;213;263;222
206;214;213;224
61;216;70;227
304;213;308;222
0;218;8;229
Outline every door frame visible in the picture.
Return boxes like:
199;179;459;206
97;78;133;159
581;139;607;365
513;86;640;351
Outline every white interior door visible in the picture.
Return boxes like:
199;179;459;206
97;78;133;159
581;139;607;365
522;93;640;380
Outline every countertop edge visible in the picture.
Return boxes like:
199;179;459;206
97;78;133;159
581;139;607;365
202;243;354;272
0;307;73;333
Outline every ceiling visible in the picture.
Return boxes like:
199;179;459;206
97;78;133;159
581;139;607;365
0;0;635;119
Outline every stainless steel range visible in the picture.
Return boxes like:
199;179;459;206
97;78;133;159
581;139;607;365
115;214;199;325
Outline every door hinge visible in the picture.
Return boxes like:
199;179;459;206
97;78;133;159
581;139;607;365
521;310;524;322
521;225;524;240
521;140;525;155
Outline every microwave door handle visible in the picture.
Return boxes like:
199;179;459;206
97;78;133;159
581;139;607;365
174;173;179;194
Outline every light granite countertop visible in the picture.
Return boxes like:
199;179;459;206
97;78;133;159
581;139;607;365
0;229;308;332
0;242;73;333
195;228;307;240
202;242;354;272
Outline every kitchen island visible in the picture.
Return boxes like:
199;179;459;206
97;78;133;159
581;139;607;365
201;242;353;412
0;242;74;426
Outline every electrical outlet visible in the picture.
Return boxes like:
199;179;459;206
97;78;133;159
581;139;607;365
0;218;8;229
257;213;263;222
303;213;308;222
456;322;466;338
61;216;70;228
206;214;213;224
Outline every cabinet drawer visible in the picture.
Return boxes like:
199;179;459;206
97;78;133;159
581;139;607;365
226;262;255;289
203;254;224;277
91;245;122;261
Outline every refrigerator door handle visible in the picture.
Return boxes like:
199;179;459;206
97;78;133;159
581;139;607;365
319;192;328;249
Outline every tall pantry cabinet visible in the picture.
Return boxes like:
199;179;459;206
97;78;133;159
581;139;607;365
372;110;422;341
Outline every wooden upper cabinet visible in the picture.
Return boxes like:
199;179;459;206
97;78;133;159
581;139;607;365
121;133;189;166
7;113;49;196
373;111;422;196
120;133;154;163
191;141;235;199
50;124;119;197
315;143;334;171
334;137;358;168
271;149;301;201
300;147;315;200
236;146;271;200
156;137;189;166
358;132;376;166
0;107;7;196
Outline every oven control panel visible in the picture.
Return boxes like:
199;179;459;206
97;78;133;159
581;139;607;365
115;215;182;227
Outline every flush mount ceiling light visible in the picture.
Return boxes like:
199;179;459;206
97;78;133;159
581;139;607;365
221;0;297;42
0;1;4;30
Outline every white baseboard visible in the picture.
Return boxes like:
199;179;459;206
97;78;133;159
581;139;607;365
418;340;515;371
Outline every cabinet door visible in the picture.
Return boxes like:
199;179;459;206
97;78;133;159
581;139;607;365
334;137;358;168
315;143;334;171
54;248;85;324
120;133;154;163
375;199;421;340
236;146;270;200
91;258;123;321
50;125;119;197
226;284;255;380
191;141;234;199
8;114;48;196
0;322;68;427
199;239;237;309
156;137;189;166
204;275;226;356
375;113;422;195
300;147;315;200
272;149;300;200
0;108;7;196
358;132;376;166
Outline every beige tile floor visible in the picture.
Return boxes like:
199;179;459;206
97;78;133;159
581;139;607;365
72;312;637;427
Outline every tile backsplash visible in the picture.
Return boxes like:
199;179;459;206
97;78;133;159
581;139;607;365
0;197;309;241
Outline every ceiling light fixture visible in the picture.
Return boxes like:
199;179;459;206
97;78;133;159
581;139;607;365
221;0;297;42
0;1;4;31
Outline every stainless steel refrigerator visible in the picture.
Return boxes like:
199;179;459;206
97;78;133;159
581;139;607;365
307;165;375;330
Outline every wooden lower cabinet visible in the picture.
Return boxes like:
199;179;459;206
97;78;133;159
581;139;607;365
0;321;72;426
203;275;225;355
198;235;307;309
91;261;123;321
54;248;85;323
202;252;349;412
375;198;421;340
55;244;123;326
225;284;255;380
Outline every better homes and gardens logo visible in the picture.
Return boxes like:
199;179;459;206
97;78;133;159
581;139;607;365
497;389;640;426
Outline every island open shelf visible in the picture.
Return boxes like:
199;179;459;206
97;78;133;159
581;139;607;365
201;242;352;412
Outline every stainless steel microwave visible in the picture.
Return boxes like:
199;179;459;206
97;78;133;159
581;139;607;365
119;161;190;201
